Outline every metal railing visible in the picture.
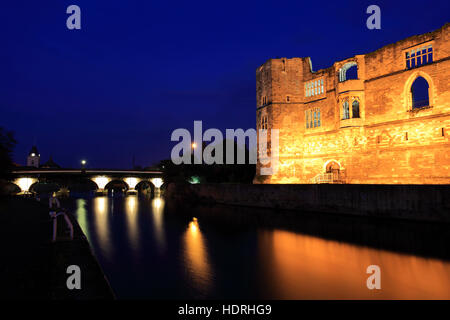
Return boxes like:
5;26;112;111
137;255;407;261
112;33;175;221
311;172;345;184
49;196;74;242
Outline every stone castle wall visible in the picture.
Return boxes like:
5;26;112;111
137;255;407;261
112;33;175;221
255;23;450;184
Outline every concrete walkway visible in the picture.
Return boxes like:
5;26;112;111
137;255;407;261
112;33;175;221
0;197;114;299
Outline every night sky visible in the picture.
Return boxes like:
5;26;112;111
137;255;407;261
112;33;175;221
0;0;448;168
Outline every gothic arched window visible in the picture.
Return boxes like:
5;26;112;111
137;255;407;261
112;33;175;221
411;76;429;109
352;100;360;118
342;101;350;120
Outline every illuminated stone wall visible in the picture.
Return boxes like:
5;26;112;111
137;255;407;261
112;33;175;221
255;23;450;184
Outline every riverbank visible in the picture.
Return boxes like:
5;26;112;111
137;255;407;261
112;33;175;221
166;183;450;222
0;196;114;299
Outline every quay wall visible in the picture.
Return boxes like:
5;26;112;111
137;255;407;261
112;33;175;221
166;183;450;222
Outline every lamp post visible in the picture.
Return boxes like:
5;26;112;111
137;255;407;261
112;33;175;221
81;159;86;173
191;142;197;163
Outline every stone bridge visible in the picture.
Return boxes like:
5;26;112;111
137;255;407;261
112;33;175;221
10;168;163;195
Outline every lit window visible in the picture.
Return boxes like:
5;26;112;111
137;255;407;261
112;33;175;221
305;78;324;98
306;112;309;129
305;108;321;129
352;100;360;118
406;45;433;69
343;100;350;120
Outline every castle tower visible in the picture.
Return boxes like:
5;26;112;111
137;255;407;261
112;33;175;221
27;146;40;167
255;57;309;183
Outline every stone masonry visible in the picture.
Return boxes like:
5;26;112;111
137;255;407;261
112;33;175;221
255;23;450;184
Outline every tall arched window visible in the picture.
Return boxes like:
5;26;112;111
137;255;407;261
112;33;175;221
339;62;358;82
342;101;350;119
411;76;429;109
352;100;360;118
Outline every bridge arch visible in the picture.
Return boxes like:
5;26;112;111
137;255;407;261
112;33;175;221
135;180;154;195
3;181;21;194
29;181;61;194
104;179;129;192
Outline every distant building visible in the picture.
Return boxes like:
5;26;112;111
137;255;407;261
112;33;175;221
255;23;450;184
41;156;61;169
27;146;40;168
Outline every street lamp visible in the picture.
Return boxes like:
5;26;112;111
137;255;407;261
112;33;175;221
81;159;87;171
191;142;197;149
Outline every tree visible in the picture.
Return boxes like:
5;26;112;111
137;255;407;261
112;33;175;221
0;127;17;181
160;138;256;185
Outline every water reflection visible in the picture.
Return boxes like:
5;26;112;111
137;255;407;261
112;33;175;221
93;196;111;256
151;197;166;253
125;195;139;251
75;199;90;241
70;197;450;299
183;218;213;294
259;229;450;299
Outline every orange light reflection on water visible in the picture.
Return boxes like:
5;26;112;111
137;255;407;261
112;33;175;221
259;230;450;299
183;219;213;294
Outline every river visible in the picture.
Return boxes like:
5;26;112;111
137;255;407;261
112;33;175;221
63;194;450;299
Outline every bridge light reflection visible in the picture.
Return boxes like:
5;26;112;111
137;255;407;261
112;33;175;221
153;197;162;209
93;196;111;256
125;195;139;251
183;218;212;293
151;197;166;252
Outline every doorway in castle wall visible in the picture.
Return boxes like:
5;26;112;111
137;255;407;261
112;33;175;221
326;161;341;182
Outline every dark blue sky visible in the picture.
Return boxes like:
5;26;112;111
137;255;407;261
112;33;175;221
0;0;448;168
